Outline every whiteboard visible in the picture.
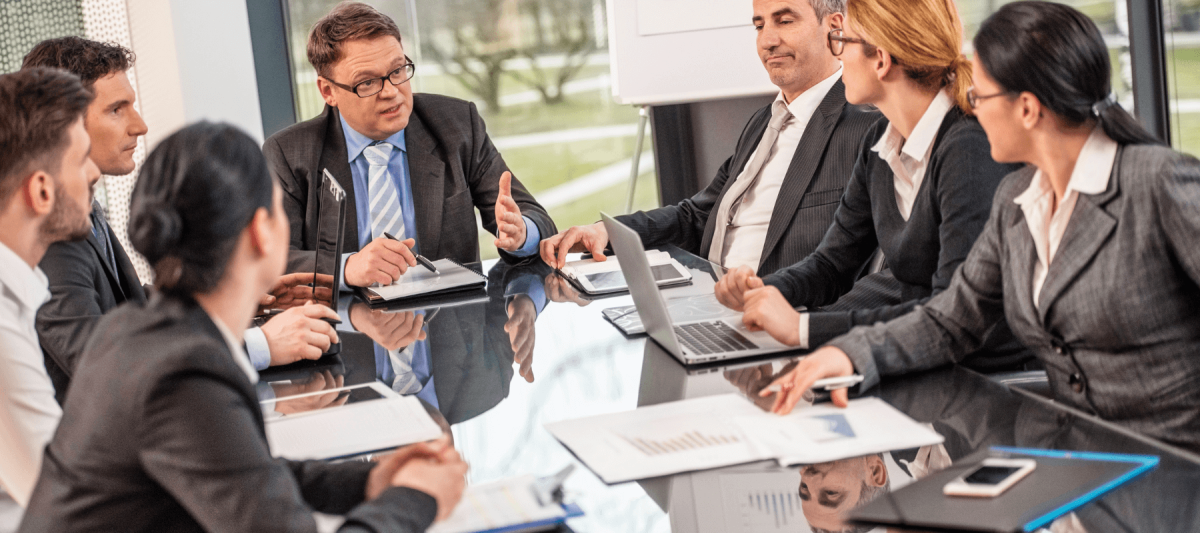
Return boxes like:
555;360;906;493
607;0;778;106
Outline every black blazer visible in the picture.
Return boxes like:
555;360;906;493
762;107;1030;369
264;94;556;274
20;294;436;532
36;225;146;404
615;79;880;276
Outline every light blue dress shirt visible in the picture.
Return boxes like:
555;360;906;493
338;116;540;289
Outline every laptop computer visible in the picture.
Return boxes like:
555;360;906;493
601;212;794;364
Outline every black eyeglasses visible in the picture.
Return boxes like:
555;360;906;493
324;58;416;98
828;29;871;57
967;87;1012;109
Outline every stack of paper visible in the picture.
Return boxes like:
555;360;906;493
545;395;942;484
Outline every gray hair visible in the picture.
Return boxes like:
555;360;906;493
809;0;846;21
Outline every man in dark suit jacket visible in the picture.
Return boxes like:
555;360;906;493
540;0;878;277
264;3;555;287
27;37;340;404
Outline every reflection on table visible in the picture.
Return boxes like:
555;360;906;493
259;247;1200;533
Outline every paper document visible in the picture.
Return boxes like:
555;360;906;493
545;395;941;484
427;475;568;533
364;259;485;302
561;250;673;276
265;395;442;460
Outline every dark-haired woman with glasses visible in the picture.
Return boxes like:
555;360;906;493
715;0;1029;372
763;1;1200;453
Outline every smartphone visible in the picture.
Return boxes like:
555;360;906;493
943;458;1036;497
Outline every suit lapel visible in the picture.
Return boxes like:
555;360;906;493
758;79;846;266
85;231;127;301
109;227;146;302
699;108;773;256
1006;207;1040;325
403;106;446;258
319;107;359;250
1035;151;1123;322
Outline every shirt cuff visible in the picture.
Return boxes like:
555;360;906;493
244;326;272;370
340;252;355;290
797;312;810;350
511;215;541;258
505;274;548;315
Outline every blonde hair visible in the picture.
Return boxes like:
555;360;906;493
847;0;972;113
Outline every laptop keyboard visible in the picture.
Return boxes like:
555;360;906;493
675;321;757;355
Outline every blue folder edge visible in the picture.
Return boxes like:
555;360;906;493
987;446;1159;532
473;502;585;533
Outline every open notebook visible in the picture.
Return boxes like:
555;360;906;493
357;258;486;304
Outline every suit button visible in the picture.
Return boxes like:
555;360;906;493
1069;373;1084;393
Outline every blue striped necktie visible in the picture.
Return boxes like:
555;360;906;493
363;142;407;241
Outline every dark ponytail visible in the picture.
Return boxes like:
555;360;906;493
974;1;1160;146
129;122;273;295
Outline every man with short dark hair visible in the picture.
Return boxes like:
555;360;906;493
26;37;344;405
265;2;556;287
0;67;99;506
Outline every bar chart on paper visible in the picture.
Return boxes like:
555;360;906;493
718;471;803;532
615;415;745;457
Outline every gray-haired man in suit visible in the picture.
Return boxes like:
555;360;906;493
264;2;556;287
540;0;879;276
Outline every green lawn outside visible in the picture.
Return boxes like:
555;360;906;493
501;136;644;192
1176;112;1200;157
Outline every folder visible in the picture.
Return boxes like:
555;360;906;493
848;446;1159;532
356;258;486;305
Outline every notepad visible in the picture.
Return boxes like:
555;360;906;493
264;394;443;460
358;258;486;304
545;395;943;484
428;475;584;533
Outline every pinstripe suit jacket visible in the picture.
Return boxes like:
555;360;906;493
829;144;1200;451
615;79;880;276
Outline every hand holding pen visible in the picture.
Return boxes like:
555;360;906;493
383;232;439;275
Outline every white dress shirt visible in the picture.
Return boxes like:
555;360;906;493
1014;126;1117;308
0;242;61;507
870;90;955;220
719;68;843;271
794;90;953;348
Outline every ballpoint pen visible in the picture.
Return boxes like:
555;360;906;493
258;307;341;326
763;375;865;394
383;232;439;275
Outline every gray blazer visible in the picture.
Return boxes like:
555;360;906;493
829;144;1200;451
264;94;556;273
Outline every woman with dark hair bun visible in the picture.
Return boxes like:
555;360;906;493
20;122;467;532
760;1;1200;454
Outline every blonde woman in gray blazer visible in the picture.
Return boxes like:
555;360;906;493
744;1;1200;453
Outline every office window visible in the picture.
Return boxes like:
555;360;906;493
0;0;85;73
958;1;1135;108
1164;0;1200;155
284;0;659;260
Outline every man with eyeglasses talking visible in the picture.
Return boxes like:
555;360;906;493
265;2;555;287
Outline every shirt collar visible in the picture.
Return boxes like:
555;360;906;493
205;310;259;384
871;89;955;163
774;66;843;124
0;241;49;312
339;114;407;164
1014;126;1116;207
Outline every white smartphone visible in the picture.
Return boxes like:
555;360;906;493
943;458;1037;498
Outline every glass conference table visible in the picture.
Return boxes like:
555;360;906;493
259;247;1200;533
